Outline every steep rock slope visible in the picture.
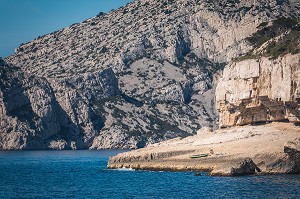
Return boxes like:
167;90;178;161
6;0;300;76
0;59;119;150
0;59;60;149
2;0;300;149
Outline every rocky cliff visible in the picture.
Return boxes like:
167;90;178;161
0;59;119;150
0;59;60;150
216;16;300;127
1;0;300;150
216;54;300;127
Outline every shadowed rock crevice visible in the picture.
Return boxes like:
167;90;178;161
3;86;38;130
121;93;144;107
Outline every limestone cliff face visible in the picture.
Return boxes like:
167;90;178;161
0;59;119;150
216;54;300;127
0;59;60;149
1;0;300;149
49;68;120;148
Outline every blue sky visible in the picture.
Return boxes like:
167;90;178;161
0;0;132;58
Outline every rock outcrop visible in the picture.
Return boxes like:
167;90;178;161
0;59;60;150
283;138;300;173
230;158;261;176
216;54;300;128
108;123;300;176
265;138;300;174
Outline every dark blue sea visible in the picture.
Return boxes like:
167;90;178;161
0;150;299;199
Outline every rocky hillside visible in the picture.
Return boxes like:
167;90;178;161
2;0;300;150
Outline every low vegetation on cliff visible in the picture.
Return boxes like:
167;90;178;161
237;17;300;60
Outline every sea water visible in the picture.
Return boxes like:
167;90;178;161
0;150;299;199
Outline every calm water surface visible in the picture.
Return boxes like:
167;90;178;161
0;150;299;199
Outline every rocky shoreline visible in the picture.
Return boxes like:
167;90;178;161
108;123;300;176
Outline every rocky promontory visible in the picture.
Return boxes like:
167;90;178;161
108;122;300;176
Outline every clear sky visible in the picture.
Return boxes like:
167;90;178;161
0;0;132;58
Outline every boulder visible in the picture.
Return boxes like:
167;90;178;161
284;138;300;173
266;138;300;174
231;158;260;176
49;140;68;150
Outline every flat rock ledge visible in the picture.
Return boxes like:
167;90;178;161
108;123;300;176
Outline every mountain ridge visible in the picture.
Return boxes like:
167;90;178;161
7;0;300;77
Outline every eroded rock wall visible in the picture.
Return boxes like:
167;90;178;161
216;54;300;127
0;59;119;150
0;59;60;149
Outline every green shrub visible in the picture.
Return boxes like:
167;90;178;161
97;12;105;17
239;17;300;60
246;17;298;48
100;46;109;54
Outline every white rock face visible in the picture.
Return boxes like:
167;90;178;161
216;54;300;127
1;0;300;149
